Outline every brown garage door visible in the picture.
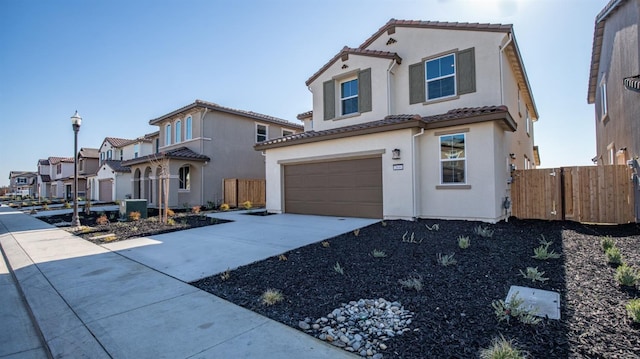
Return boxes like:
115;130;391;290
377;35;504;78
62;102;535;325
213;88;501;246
99;179;112;202
284;157;383;218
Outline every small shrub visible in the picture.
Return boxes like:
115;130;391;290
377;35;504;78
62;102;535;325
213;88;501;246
261;289;284;306
63;202;71;209
474;225;494;238
166;208;175;217
381;220;387;227
458;235;470;249
399;275;423;292
402;231;423;244
102;235;117;243
42;203;49;211
626;299;640;323
242;201;252;210
191;205;201;214
278;254;287;261
605;246;622;265
519;267;549;283
220;203;230;211
371;249;387;258
492;292;541;325
532;244;561;260
615;263;639;287
321;241;330;248
436;253;457;266
96;214;109;225
333;262;344;275
167;218;176;226
601;236;615;252
148;216;159;222
128;211;141;221
480;336;527;359
353;228;360;237
425;223;440;231
220;268;231;281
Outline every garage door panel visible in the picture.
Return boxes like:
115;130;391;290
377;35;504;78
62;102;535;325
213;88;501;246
284;157;382;219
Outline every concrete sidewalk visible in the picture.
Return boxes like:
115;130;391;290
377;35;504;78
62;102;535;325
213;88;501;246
0;207;365;358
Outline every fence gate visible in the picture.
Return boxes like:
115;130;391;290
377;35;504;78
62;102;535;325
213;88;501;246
223;179;266;207
511;165;636;224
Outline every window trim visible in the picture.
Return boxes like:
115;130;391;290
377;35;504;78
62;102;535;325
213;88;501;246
439;132;467;185
599;78;608;121
256;123;268;143
339;77;359;116
425;52;457;101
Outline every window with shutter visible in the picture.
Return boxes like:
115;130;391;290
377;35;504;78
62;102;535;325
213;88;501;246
323;68;372;120
409;48;475;104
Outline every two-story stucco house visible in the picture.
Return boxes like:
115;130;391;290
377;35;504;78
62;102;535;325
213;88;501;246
122;100;303;208
256;19;539;222
60;147;99;200
47;157;75;199
87;133;157;202
36;159;53;199
8;171;37;197
587;0;640;218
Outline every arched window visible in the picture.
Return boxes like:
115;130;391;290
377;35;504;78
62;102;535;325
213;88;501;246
179;165;190;190
185;116;192;140
165;124;172;145
175;120;182;143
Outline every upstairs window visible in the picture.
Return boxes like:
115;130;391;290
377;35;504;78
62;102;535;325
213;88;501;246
179;166;190;190
155;138;159;153
186;116;192;140
175;120;182;143
134;144;140;158
165;124;172;145
440;133;466;184
17;177;27;184
57;164;62;174
600;80;608;120
107;150;112;159
282;129;294;137
525;107;531;136
120;149;123;161
256;124;267;142
426;53;456;100
340;78;358;115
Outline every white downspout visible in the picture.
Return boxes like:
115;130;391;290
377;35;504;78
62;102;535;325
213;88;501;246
498;33;513;105
386;59;397;115
412;128;425;219
200;108;208;205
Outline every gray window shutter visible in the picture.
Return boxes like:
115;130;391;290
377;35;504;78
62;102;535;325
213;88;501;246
409;62;425;104
456;47;476;95
358;68;372;113
323;80;335;120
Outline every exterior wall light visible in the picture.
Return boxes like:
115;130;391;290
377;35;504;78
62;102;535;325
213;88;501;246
392;148;401;160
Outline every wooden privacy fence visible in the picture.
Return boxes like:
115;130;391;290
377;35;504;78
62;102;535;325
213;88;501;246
223;179;266;207
511;165;635;224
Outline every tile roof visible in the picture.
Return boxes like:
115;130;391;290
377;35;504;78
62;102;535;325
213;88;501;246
121;147;210;167
38;159;50;165
305;47;402;86
358;19;513;50
588;0;628;103
256;106;513;150
40;175;51;182
105;137;134;148
297;111;313;120
79;147;99;158
148;99;303;130
102;160;131;173
48;156;74;164
624;75;640;93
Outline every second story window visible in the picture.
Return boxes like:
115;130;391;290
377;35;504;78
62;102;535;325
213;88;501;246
107;150;112;159
120;150;123;160
134;144;140;158
282;129;294;137
525;107;531;136
165;124;172;145
340;78;358;115
175;120;182;143
155;138;159;153
186;116;192;140
426;53;456;100
256;124;267;142
599;80;608;120
57;164;62;174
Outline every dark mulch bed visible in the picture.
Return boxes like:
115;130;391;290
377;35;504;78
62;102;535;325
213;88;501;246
38;210;229;243
192;218;640;358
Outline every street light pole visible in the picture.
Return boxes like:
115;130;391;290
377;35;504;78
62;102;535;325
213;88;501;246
71;111;82;227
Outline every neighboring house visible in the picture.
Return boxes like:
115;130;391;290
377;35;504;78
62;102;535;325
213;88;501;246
48;157;74;199
61;147;99;200
87;133;157;202
587;0;640;219
36;159;52;198
8;171;37;197
122;100;303;208
256;19;539;222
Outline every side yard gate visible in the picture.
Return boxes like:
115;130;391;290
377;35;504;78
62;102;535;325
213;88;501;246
511;165;636;224
223;179;266;207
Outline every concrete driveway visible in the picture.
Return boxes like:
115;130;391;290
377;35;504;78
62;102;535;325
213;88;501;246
103;211;379;282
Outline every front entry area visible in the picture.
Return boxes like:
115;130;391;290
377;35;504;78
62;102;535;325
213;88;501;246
283;157;383;218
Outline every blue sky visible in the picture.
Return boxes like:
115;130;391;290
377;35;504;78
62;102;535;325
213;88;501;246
0;0;608;187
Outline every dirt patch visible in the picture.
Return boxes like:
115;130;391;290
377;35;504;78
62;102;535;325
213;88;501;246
192;218;640;358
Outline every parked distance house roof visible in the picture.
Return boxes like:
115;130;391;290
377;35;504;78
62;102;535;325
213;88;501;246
148;99;303;130
588;0;628;102
38;159;50;166
256;106;514;150
48;157;74;164
121;147;210;167
104;137;134;148
102;160;131;173
79;148;99;158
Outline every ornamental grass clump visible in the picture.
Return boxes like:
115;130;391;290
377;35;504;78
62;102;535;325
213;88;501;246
615;263;639;287
605;246;622;265
242;201;252;210
128;211;141;221
219;203;230;211
458;235;471;249
399;275;423;292
601;236;615;252
474;225;494;238
479;335;527;359
436;253;457;266
492;292;541;325
532;242;561;260
371;249;387;258
96;214;109;225
626;299;640;323
333;262;344;275
261;289;284;306
519;267;549;283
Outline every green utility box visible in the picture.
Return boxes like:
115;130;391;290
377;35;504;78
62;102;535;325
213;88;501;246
119;199;148;219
